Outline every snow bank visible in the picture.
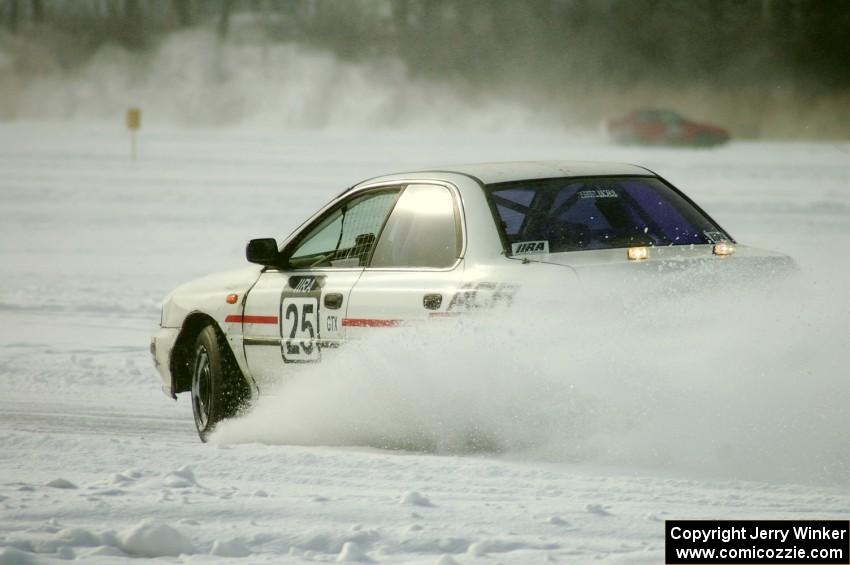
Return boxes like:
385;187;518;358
210;539;251;558
400;491;434;507
118;520;197;557
0;520;196;562
337;541;371;562
44;478;77;489
0;547;38;565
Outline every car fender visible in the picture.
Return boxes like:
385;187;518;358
161;266;263;328
160;265;263;396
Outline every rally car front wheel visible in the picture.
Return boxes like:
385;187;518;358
191;325;249;442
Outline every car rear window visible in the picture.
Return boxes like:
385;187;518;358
486;176;731;254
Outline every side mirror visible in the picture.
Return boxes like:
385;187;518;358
246;238;280;267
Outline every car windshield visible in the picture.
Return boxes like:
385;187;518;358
486;176;731;255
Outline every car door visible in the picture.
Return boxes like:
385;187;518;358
345;183;466;331
242;187;401;389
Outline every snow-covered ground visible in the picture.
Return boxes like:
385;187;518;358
1;123;849;564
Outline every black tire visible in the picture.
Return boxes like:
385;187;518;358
191;325;250;442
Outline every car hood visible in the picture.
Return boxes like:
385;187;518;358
171;265;263;295
160;265;263;328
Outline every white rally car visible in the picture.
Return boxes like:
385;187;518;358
151;161;793;440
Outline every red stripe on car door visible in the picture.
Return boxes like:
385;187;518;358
225;315;279;324
341;318;400;327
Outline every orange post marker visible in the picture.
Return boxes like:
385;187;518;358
126;108;141;160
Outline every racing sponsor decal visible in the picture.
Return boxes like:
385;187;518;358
447;282;519;311
280;276;324;363
511;240;549;255
288;275;323;293
578;188;618;199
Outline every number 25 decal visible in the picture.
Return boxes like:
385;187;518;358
281;297;320;362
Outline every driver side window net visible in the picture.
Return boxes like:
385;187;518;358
289;190;399;268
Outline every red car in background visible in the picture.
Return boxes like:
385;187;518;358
605;108;730;147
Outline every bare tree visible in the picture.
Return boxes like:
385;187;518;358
218;0;233;39
31;0;43;24
122;0;144;47
173;0;191;27
7;0;20;33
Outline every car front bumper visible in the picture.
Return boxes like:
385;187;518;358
151;327;179;399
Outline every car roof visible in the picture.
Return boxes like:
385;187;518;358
358;160;655;187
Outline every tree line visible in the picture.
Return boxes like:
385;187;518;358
2;1;848;110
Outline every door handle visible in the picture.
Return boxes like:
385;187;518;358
324;293;343;310
423;293;442;310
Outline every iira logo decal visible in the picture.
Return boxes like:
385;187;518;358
511;240;549;255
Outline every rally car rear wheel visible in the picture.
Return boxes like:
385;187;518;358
191;325;249;442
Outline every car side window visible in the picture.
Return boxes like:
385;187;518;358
370;184;461;269
288;190;399;269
